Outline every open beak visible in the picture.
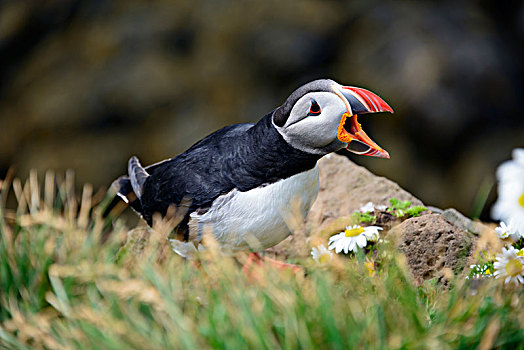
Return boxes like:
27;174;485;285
332;85;393;159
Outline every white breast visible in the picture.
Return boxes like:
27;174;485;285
188;166;319;251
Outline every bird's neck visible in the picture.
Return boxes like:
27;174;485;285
237;113;322;186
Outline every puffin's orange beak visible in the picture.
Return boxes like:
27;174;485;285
332;85;393;159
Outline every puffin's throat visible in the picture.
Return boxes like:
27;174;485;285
336;113;390;158
337;112;357;143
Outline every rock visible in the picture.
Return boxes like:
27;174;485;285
306;153;424;235
440;208;493;236
390;214;475;285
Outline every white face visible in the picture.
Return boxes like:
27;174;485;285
274;91;348;154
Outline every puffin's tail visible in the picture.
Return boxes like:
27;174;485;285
103;156;149;219
128;156;149;199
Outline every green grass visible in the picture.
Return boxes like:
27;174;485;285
386;198;427;218
1;172;523;349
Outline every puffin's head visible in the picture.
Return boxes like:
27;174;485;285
273;79;393;158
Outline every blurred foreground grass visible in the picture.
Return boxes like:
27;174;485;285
1;172;524;349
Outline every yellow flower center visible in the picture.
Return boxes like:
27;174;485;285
519;191;524;208
505;259;523;277
345;227;365;237
319;254;331;264
518;250;524;257
365;261;375;276
485;268;492;275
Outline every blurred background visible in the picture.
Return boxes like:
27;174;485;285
0;0;522;220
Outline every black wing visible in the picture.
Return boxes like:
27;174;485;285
139;123;254;224
118;114;320;232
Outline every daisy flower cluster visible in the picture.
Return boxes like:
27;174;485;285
470;218;524;286
476;148;524;285
310;199;421;265
466;262;493;280
492;148;524;234
310;202;389;266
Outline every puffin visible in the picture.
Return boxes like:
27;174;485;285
111;79;393;256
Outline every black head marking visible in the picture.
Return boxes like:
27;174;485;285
273;79;335;127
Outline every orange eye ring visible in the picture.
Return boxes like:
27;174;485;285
308;101;321;116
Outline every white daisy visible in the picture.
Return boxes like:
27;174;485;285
493;246;524;285
328;225;382;254
311;244;333;263
466;263;493;279
359;202;375;213
359;202;387;213
495;221;521;241
492;148;524;233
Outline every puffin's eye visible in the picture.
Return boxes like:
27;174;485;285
308;101;321;116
